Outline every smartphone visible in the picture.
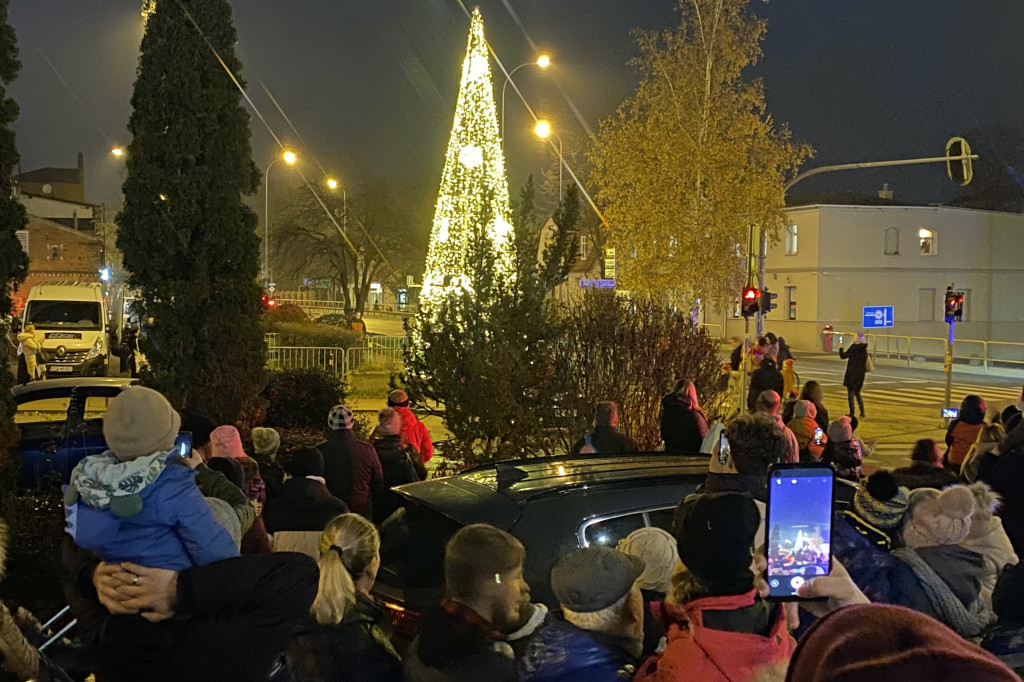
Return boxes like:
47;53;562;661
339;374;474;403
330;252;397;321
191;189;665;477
765;463;834;600
174;431;192;459
941;408;959;419
812;427;824;446
838;335;843;345
718;430;731;465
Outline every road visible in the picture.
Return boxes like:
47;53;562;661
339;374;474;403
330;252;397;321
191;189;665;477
782;351;1022;471
362;313;408;338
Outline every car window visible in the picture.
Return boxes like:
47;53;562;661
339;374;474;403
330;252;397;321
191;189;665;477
378;503;462;590
84;395;115;420
26;301;102;330
15;397;72;423
582;512;646;547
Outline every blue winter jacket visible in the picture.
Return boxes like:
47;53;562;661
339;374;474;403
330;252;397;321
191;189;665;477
517;612;638;682
66;452;239;570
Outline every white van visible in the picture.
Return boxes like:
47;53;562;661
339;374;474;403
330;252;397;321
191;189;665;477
21;281;109;377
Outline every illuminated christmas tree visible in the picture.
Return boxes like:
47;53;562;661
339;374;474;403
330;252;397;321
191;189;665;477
419;7;515;312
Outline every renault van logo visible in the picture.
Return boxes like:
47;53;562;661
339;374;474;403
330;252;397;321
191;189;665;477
55;345;68;358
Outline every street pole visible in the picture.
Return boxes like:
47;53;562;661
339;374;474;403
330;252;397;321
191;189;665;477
944;317;955;428
501;63;533;142
557;136;563;202
756;224;766;338
264;158;280;290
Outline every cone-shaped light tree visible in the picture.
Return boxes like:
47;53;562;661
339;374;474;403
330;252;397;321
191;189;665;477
418;7;515;312
117;0;264;424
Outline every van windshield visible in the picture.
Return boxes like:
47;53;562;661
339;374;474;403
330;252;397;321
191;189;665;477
26;301;102;330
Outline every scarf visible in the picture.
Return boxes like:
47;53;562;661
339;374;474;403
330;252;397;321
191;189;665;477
69;450;169;511
440;597;505;642
893;547;993;639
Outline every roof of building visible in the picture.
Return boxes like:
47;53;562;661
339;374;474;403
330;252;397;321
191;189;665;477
15;167;83;185
24;214;102;242
20;192;98;209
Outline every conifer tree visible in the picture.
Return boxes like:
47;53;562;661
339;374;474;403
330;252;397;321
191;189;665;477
117;0;264;423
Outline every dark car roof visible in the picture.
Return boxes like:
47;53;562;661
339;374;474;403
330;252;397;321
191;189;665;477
12;377;134;400
393;454;710;528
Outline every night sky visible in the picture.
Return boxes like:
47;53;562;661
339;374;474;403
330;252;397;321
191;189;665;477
9;1;1024;219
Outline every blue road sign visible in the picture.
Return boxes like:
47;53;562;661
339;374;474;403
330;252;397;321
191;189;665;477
580;278;615;289
862;305;894;328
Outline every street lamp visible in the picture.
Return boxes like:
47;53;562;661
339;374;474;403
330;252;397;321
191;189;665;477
533;118;563;201
501;54;551;141
111;146;125;158
264;149;298;288
326;177;347;235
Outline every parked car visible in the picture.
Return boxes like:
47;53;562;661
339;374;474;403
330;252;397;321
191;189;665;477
13;377;135;487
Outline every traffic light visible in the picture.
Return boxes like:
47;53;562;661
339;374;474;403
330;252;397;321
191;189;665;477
760;288;778;315
741;287;760;318
946;137;974;186
944;289;964;322
261;293;277;309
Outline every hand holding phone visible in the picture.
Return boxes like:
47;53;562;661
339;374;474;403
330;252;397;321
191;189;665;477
718;431;731;466
765;463;835;600
813;427;824;446
941;408;959;419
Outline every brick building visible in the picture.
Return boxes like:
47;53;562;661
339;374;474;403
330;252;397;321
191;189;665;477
12;214;102;314
14;152;86;203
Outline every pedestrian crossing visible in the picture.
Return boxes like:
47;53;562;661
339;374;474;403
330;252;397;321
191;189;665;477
801;374;1022;410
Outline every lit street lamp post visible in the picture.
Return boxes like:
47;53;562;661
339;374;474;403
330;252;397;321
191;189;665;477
264;149;297;289
326;177;347;235
533;118;563;201
501;54;550;141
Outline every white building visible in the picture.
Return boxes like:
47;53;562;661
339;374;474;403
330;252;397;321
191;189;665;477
720;204;1024;353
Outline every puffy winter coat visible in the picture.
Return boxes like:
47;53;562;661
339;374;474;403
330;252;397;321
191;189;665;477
660;395;708;454
747;360;784;411
317;429;384;518
517;613;639;682
262;477;349;534
634;591;794;682
66;451;238;571
839;342;869;391
946;420;986;467
393;405;434;463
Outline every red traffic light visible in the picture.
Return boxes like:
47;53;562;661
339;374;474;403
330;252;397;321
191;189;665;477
743;287;760;300
261;294;278;309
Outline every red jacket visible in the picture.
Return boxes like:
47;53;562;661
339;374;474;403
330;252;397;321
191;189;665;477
394;405;434;463
634;590;794;682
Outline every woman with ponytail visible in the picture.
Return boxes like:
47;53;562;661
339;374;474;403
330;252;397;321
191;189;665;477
286;513;404;681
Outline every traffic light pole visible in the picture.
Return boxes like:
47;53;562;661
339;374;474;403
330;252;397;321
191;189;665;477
944;318;955;428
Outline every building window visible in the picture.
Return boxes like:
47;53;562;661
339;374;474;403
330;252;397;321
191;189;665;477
918;288;936;321
785;285;797;320
785;225;798;255
918;228;936;255
884;227;900;255
579;235;591;260
48;244;61;261
16;230;28;253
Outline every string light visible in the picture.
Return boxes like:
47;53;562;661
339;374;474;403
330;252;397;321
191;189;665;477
420;8;515;309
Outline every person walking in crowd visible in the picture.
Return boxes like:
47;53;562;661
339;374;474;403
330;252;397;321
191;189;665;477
286;513;403;682
318;404;384;520
660;379;708;454
252;425;286;503
373;407;426;524
728;337;744;374
962;422;1006;484
747;357;784;413
572;401;639;455
891;438;957;490
764;332;780;361
780;358;798;402
634;492;795;682
961;483;1019;611
263;447;349;556
839;333;869;418
755;390;800;463
782;380;830;432
382;389;434;463
787;399;826;461
746;337;768;374
406;524;530;681
776;336;792;364
64;386;239;570
517;547;646;681
16;322;41;382
350;311;367;343
945;394;988;475
820;416;863;482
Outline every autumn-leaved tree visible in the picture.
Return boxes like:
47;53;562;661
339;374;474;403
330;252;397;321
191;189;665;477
0;0;28;470
590;0;811;308
117;0;265;424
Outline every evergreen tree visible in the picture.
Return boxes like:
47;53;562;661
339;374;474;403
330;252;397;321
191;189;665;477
0;0;29;467
117;0;264;424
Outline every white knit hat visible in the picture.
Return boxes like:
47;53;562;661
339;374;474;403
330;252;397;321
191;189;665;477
251;427;280;456
901;486;976;548
102;386;180;461
617;527;679;593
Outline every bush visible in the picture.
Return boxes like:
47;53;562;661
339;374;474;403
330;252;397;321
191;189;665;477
0;485;66;613
553;290;723;451
266;321;358;348
314;313;348;326
264;368;345;429
265;302;308;324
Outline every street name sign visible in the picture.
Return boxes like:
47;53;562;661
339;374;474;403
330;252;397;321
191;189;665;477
862;305;894;328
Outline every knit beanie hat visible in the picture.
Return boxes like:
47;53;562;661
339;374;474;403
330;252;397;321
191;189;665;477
103;386;181;461
853;470;910;530
828;415;853;443
378;407;402;436
617;527;679;593
210;425;246;459
1000;404;1021;428
287;447;324;478
328;404;355;430
794;400;816;420
180;410;216;450
901;485;976;548
387;389;410;407
207;457;244;491
251;427;280;457
673;492;759;593
786;603;1018;682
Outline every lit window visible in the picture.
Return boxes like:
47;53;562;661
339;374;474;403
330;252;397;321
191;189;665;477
785;225;798;255
884;227;900;255
48;244;61;261
919;228;936;255
579;236;591;260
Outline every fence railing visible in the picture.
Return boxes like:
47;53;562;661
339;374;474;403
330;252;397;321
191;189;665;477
824;331;1024;373
273;298;418;320
265;335;407;378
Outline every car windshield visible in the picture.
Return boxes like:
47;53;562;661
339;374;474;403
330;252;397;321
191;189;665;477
14;397;71;424
26;301;102;330
378;503;462;590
